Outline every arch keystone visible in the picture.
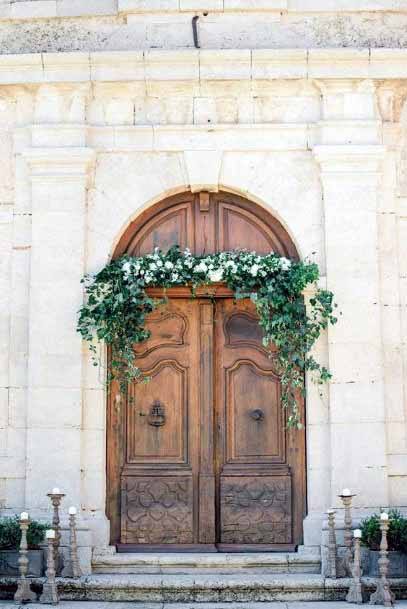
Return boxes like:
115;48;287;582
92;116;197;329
183;150;222;193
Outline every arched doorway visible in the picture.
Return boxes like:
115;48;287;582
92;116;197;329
107;191;306;551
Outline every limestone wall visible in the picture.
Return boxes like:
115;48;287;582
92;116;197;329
1;2;407;52
0;48;406;562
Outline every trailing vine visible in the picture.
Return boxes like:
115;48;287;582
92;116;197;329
77;246;337;428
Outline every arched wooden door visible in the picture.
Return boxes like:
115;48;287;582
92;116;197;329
108;191;306;551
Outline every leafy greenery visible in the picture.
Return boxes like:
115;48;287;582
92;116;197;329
0;516;49;550
361;510;407;553
77;246;337;428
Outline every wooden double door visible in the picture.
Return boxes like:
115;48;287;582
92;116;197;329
107;191;305;551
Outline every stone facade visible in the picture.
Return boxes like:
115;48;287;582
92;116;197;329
0;1;407;572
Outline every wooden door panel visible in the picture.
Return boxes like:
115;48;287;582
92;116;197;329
119;299;202;545
126;202;195;257
126;360;188;463
220;475;292;544
121;476;194;544
225;361;283;463
215;298;303;547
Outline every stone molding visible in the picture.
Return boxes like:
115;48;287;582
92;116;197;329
23;147;96;180
313;144;387;174
2;49;407;85
1;0;407;21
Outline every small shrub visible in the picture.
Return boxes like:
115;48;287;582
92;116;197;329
0;515;49;550
361;509;407;554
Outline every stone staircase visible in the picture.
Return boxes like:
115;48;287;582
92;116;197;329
82;550;328;602
1;550;407;603
92;550;322;575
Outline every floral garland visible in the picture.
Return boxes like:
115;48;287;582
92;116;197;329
77;246;337;428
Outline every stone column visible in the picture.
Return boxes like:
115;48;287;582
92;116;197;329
314;140;388;509
23;148;95;516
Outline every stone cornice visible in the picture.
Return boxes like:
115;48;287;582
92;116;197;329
23;147;95;179
1;0;407;21
1;49;407;85
313;145;387;173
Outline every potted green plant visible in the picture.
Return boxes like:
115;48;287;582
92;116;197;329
360;509;407;577
0;516;48;577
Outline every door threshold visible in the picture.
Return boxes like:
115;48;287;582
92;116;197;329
117;544;218;553
116;543;297;553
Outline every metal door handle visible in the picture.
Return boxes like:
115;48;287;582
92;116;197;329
249;408;264;421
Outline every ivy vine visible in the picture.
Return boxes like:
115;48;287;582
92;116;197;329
77;246;337;428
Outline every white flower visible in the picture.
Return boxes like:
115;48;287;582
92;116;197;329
164;261;174;270
280;257;291;271
122;261;132;274
250;264;260;277
156;260;163;267
194;262;208;273
171;272;179;282
149;263;157;271
144;273;152;284
208;268;223;282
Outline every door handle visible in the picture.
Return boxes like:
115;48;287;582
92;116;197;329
147;400;166;427
249;408;264;421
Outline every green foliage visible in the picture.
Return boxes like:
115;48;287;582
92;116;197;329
361;510;407;554
77;246;337;428
0;516;49;550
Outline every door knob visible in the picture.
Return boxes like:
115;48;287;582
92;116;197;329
249;408;264;421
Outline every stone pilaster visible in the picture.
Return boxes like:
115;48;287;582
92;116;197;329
314;143;388;509
23;147;95;515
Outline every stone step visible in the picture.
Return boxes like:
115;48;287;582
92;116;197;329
92;551;321;575
1;575;407;603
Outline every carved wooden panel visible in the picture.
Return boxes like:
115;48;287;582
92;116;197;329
127;203;194;256
220;475;292;544
217;201;288;255
127;359;188;463
121;476;194;544
225;360;282;462
225;311;268;355
134;310;187;357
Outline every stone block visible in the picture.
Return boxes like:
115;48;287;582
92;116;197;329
42;52;90;83
119;0;179;11
180;0;223;9
27;388;81;429
330;421;388;506
370;49;407;79
0;388;8;430
183;150;222;192
90;51;145;82
200;49;251;80
83;389;106;431
145;50;199;81
26;428;81;508
389;475;407;504
57;0;116;17
329;381;385;424
8;388;26;430
81;429;105;473
328;342;382;384
226;0;287;7
252;49;307;80
308;49;370;79
10;0;57;19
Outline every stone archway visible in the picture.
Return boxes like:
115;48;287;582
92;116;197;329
107;190;306;551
